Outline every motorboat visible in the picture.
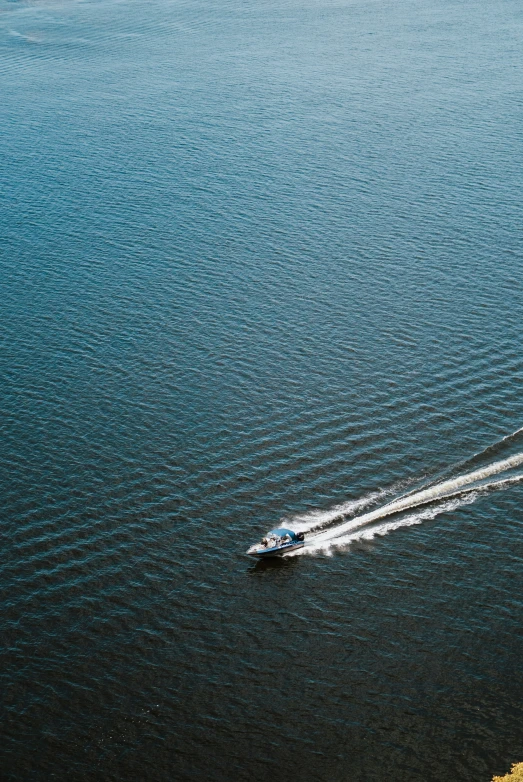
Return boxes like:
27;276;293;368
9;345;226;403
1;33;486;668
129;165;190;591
246;527;305;558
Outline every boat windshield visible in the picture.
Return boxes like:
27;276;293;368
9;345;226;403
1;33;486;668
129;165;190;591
260;529;295;548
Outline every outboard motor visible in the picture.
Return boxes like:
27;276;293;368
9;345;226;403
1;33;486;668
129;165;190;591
296;532;305;541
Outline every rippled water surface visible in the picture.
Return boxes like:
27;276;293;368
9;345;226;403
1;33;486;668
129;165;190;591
2;0;523;779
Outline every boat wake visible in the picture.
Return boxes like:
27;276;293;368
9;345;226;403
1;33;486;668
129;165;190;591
281;431;523;557
284;488;399;535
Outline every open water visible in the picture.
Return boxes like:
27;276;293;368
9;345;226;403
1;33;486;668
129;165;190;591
1;0;523;780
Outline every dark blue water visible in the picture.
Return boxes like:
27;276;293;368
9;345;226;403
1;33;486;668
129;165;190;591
2;0;523;779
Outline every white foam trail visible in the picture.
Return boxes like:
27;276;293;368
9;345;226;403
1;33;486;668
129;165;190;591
283;480;419;534
284;491;387;534
288;472;523;557
307;452;523;546
292;495;476;557
399;425;523;501
285;430;523;537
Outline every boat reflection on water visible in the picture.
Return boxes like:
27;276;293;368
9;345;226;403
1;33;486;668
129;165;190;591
246;527;305;558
